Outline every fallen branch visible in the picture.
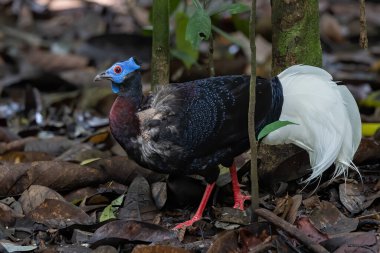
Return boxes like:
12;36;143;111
254;208;329;253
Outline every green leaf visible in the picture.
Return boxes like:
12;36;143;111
212;25;243;48
174;12;198;68
360;90;380;107
169;0;181;15
208;3;250;16
232;14;250;37
186;9;211;48
99;195;124;222
171;49;197;69
257;120;298;141
192;0;203;9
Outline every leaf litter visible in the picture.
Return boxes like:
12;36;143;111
0;0;379;252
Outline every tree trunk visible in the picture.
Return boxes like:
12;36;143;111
151;0;170;89
271;0;322;75
249;0;259;220
264;0;323;188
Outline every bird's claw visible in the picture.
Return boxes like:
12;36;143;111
173;215;201;230
233;193;251;210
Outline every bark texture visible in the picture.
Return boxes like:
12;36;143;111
151;0;170;89
271;0;322;75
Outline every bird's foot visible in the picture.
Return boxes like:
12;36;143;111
233;193;251;210
173;214;202;230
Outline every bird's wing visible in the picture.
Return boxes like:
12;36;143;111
138;76;250;169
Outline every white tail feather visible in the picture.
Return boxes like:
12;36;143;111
263;65;361;183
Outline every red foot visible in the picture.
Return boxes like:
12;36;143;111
173;214;202;230
230;163;251;210
233;193;251;210
172;183;215;230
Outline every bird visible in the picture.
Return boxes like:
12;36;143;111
94;57;361;229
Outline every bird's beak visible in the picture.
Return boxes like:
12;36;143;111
93;72;112;82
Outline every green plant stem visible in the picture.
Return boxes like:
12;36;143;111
249;0;259;221
151;0;170;89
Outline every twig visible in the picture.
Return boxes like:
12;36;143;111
249;0;259;222
208;34;215;77
356;211;380;220
249;241;274;253
254;208;329;253
359;0;368;49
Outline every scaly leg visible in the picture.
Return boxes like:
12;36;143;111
173;182;215;230
230;163;251;210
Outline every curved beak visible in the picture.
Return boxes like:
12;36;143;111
93;72;112;82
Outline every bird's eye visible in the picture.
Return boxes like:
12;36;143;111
114;66;122;74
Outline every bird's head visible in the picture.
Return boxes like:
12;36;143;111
94;57;141;94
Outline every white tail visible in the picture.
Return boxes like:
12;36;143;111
263;65;361;183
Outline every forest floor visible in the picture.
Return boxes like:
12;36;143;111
0;0;380;252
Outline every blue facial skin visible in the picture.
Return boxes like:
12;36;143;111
103;57;141;93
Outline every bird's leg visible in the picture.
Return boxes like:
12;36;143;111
230;163;251;210
173;182;215;230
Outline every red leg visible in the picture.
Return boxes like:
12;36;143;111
173;182;215;230
230;163;251;210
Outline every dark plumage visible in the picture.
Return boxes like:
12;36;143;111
95;58;282;184
95;58;361;229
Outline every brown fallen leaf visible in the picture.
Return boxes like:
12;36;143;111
118;176;158;223
296;217;329;244
64;187;99;204
239;223;272;252
333;231;379;253
0;137;37;155
354;138;380;164
0;127;19;143
132;245;191;253
151;182;167;210
93;245;118;253
54;143;110;163
206;230;239;253
0;203;21;226
24;137;76;156
0;151;53;163
273;195;292;219
309;201;359;235
71;229;94;244
0;161;108;196
19;185;66;214
339;183;380;214
88;156;166;185
302;195;321;209
86;131;111;145
213;207;250;225
53;245;93;253
28;199;93;228
89;220;176;247
26;48;89;72
320;232;373;252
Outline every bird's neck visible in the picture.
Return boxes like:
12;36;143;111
255;76;284;136
117;72;143;105
267;76;284;124
109;73;142;145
